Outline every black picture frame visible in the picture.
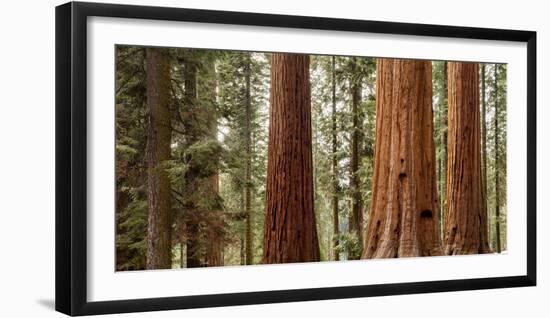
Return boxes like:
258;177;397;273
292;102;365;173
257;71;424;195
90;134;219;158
55;1;537;316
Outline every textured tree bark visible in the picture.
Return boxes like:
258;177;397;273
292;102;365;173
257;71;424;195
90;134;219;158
263;53;320;264
206;240;224;267
244;54;254;265
331;56;340;261
439;62;448;236
145;48;173;269
349;57;364;257
362;58;443;259
444;62;491;255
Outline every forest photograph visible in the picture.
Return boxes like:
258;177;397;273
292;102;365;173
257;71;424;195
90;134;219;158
115;45;507;271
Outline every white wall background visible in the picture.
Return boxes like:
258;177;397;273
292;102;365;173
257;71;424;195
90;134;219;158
0;0;546;316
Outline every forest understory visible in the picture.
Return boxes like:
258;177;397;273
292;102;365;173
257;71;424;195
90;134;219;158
115;46;507;270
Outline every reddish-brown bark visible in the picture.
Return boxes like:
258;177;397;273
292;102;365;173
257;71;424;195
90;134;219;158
362;58;443;259
262;53;320;264
444;62;491;255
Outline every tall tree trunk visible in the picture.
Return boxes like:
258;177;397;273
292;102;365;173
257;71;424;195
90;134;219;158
185;222;200;267
180;242;184;268
494;64;502;253
437;110;442;235
205;172;224;267
444;62;490;255
349;58;363;258
244;54;254;265
362;58;442;259
204;58;224;267
440;62;448;237
239;191;246;265
331;56;340;261
145;48;173;269
183;51;202;268
263;53;320;263
481;64;489;248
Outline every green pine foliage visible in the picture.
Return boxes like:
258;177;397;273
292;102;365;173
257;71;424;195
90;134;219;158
310;55;376;260
484;63;507;251
115;46;148;270
215;51;269;265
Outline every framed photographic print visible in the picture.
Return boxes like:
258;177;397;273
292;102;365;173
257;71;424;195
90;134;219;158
55;1;536;316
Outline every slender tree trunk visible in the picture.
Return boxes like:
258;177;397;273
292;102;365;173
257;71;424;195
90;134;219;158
349;58;364;258
444;62;491;255
204;59;224;267
145;48;173;269
180;242;184;268
205;164;224;267
494;64;502;253
481;64;489;248
331;56;340;261
362;58;442;259
244;54;254;265
183;51;202;268
263;53;320;263
185;222;200;267
239;191;246;265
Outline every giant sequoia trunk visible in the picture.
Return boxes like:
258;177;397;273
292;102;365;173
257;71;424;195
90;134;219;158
362;58;442;259
439;62;448;236
349;58;364;257
444;62;491;255
145;48;173;269
262;53;320;264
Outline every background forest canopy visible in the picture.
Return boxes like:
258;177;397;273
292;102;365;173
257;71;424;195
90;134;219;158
115;45;508;271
